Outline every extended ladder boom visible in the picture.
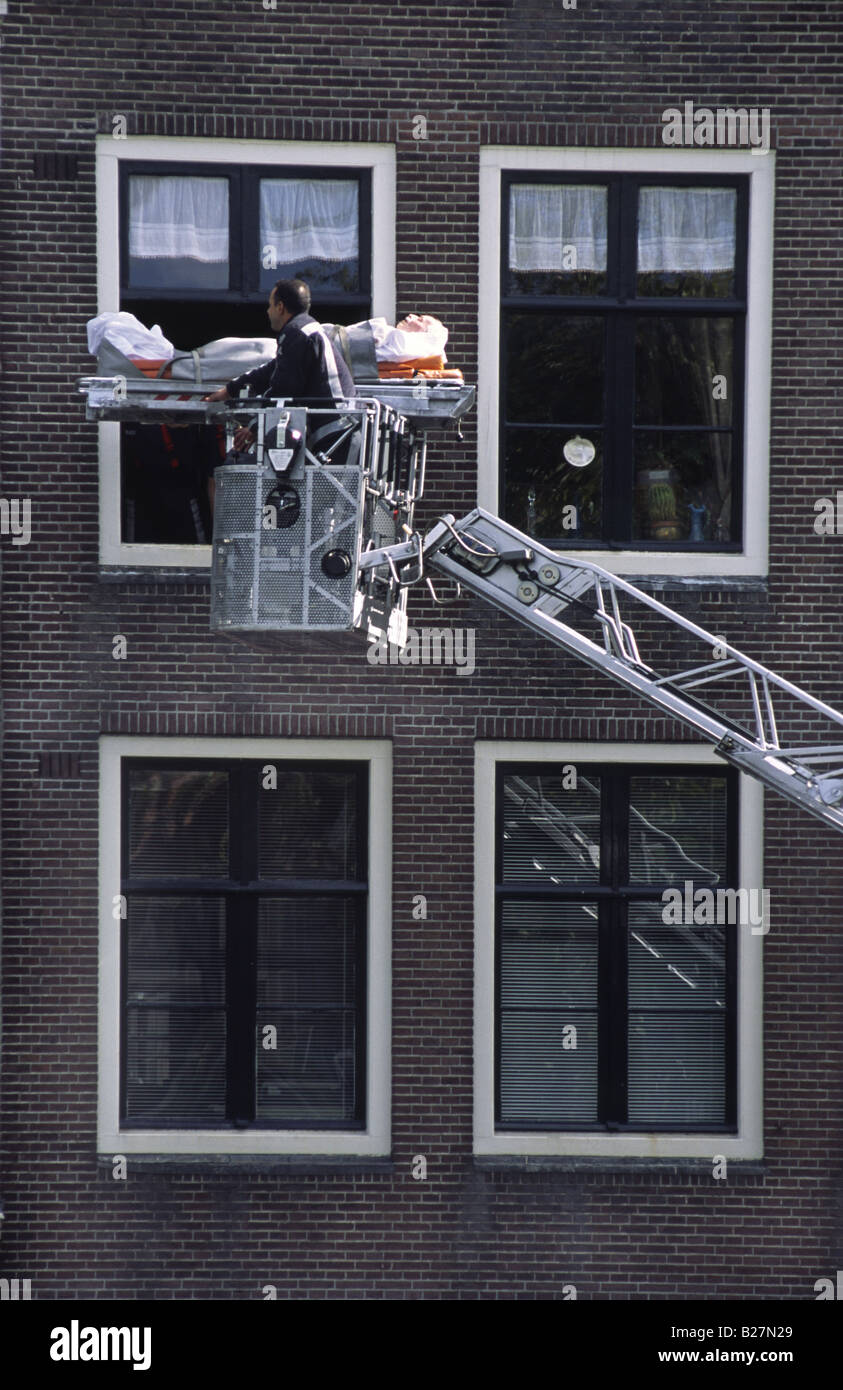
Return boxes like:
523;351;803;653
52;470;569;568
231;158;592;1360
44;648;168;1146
416;509;843;835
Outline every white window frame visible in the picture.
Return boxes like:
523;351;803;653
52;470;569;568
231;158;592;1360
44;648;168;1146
474;741;764;1160
478;147;775;578
96;136;396;568
99;735;392;1156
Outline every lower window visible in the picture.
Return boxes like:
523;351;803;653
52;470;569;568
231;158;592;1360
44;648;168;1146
475;744;763;1160
99;738;391;1156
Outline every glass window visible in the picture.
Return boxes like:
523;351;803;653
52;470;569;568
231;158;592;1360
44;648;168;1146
127;174;230;291
500;175;747;550
258;178;359;293
121;760;368;1130
495;764;737;1132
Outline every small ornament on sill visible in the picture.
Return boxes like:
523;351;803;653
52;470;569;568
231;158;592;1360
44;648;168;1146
689;502;707;543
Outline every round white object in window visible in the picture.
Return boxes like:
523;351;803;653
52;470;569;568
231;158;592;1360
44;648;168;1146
563;435;596;468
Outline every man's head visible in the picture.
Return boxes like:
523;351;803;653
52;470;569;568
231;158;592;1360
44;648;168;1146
267;278;311;331
396;313;438;334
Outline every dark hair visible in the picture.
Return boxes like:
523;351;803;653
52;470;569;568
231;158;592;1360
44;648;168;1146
271;278;311;316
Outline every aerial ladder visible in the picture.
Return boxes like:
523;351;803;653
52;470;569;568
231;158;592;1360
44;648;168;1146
81;374;843;835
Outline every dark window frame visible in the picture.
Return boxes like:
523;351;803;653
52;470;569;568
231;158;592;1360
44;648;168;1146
494;761;739;1134
499;171;749;551
119;757;369;1132
119;160;373;313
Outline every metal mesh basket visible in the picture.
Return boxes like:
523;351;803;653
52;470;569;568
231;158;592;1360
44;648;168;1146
211;465;363;630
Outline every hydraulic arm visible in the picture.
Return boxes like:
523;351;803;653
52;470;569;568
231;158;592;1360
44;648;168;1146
407;508;843;834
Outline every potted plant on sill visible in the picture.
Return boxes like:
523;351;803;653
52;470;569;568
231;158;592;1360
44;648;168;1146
638;468;681;542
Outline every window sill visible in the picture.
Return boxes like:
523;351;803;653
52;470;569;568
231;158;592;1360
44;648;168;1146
99;566;211;585
539;546;768;585
97;1153;395;1175
623;573;768;595
474;1156;767;1179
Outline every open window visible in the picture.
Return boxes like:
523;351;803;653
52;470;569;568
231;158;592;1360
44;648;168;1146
117;162;371;548
95;138;396;566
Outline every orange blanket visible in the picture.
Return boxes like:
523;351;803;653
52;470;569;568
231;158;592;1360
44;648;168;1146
378;356;463;381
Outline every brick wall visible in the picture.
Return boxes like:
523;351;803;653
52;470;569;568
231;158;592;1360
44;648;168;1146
1;0;842;1299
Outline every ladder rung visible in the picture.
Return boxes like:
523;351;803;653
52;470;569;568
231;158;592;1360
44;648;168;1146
653;660;743;690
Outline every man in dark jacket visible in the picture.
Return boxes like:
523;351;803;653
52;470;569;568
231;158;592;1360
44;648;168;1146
206;278;354;448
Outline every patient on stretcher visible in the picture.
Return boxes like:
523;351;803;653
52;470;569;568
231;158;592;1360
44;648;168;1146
328;313;464;382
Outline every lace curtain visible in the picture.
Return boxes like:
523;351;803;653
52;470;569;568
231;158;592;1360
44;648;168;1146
509;185;607;272
508;184;736;274
128;175;229;262
260;179;358;263
638;187;736;273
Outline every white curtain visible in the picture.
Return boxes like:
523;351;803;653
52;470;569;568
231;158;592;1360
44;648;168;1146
129;175;229;262
508;184;607;272
638;187;736;273
509;184;736;277
260;179;358;263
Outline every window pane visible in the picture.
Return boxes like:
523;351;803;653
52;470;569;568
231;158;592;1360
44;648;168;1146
124;896;227;1124
255;898;359;1123
499;900;599;1127
627;776;728;885
126;896;226;1005
507;183;607;295
501;771;601;883
504;312;604;424
500;1013;599;1124
501;901;598;1007
628;1014;726;1125
258;767;362;879
628;893;727;1128
635;317;733;427
128;174;229;290
504;427;603;542
637;186;736;298
628;906;726;1009
633;435;734;544
259;179;359;293
127;769;229;879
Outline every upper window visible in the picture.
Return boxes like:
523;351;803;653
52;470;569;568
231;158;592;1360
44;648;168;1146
94;137;396;567
500;174;747;551
99;736;392;1157
116;162;372;550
